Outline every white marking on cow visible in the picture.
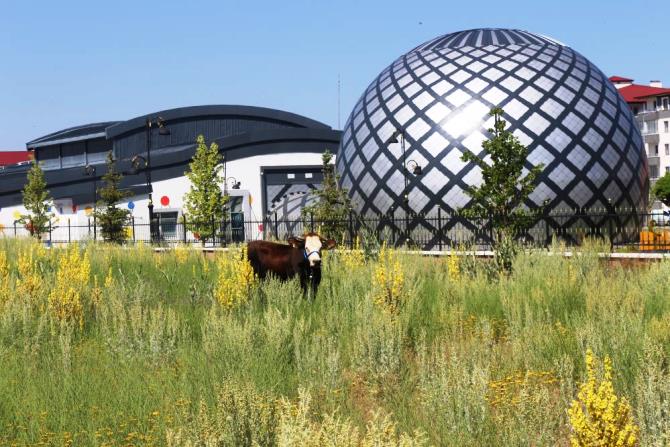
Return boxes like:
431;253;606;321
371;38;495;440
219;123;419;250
304;235;323;266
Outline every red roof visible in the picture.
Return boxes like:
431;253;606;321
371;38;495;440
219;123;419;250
0;151;31;167
616;84;670;104
609;75;634;82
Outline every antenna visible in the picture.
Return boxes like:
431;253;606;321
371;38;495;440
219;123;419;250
337;74;341;129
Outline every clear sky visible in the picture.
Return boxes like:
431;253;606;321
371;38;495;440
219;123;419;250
0;0;667;149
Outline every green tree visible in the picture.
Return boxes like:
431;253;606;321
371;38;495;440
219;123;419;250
301;150;353;239
652;172;670;207
183;135;227;244
20;159;55;240
95;151;131;244
460;107;544;271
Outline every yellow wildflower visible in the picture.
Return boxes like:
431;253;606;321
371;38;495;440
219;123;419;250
48;245;90;328
340;236;365;269
17;244;43;299
214;245;257;310
568;349;639;447
446;250;460;282
372;243;405;314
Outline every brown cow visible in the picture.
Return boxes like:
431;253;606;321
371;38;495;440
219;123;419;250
247;233;336;297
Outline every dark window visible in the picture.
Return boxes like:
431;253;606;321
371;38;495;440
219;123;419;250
157;212;178;239
38;145;60;170
87;138;112;165
61;141;86;168
228;196;245;243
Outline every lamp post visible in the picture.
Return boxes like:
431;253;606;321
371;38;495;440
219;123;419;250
386;128;422;244
84;164;97;241
143;117;170;243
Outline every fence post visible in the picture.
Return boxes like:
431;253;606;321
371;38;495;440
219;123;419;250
14;221;17;237
488;212;494;250
182;215;187;244
608;209;614;251
49;220;52;245
68;218;71;244
310;212;314;232
391;207;396;247
348;210;354;249
274;211;279;240
211;218;216;247
437;208;443;251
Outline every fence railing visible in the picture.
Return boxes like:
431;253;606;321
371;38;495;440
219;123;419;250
4;210;670;252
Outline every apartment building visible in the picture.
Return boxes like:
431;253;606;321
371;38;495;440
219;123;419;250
611;76;670;207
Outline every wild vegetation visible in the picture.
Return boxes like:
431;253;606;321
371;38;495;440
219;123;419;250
0;239;669;445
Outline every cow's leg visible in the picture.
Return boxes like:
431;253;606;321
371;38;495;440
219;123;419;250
310;269;322;300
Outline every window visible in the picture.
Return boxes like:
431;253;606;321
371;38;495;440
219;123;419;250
666;144;670;155
650;165;659;179
666;166;670;174
87;138;112;165
665;121;669;133
61;141;86;168
156;211;178;240
37;145;60;170
664;97;669;110
228;196;245;243
633;107;639;115
655;145;659;155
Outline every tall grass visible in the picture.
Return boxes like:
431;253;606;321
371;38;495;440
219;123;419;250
0;238;669;445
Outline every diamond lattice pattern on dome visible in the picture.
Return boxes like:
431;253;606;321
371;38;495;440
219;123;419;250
337;28;648;226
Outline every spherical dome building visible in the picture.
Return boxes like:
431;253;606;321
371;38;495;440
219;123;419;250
337;28;648;234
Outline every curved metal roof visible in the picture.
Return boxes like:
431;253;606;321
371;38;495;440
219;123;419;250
413;28;565;52
106;105;331;139
27;121;120;149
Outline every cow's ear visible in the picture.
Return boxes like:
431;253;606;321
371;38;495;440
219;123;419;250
287;237;304;248
322;239;337;250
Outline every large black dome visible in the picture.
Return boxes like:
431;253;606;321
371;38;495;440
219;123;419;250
337;28;649;222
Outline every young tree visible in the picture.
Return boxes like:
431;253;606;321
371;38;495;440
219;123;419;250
95;151;132;244
460;107;544;270
301;150;353;240
20;159;55;240
183;135;227;244
652;172;670;207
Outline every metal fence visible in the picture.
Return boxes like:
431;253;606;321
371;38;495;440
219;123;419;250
4;210;670;252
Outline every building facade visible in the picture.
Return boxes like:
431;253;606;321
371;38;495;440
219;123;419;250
611;76;670;208
0;105;340;241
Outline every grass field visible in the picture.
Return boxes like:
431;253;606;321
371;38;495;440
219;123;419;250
0;239;669;446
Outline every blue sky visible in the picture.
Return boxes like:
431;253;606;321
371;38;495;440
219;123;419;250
0;0;666;149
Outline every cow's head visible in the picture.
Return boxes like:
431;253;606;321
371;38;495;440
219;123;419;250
288;233;336;268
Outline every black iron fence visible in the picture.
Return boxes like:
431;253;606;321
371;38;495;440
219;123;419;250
4;210;670;251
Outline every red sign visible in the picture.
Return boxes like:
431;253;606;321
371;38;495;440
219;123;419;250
160;196;170;206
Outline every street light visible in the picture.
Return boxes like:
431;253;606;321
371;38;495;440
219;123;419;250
84;164;97;241
227;177;241;189
387;128;423;246
385;129;423;207
144;117;170;243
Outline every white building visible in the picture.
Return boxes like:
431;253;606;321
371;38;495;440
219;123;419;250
611;76;670;208
0;105;340;243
